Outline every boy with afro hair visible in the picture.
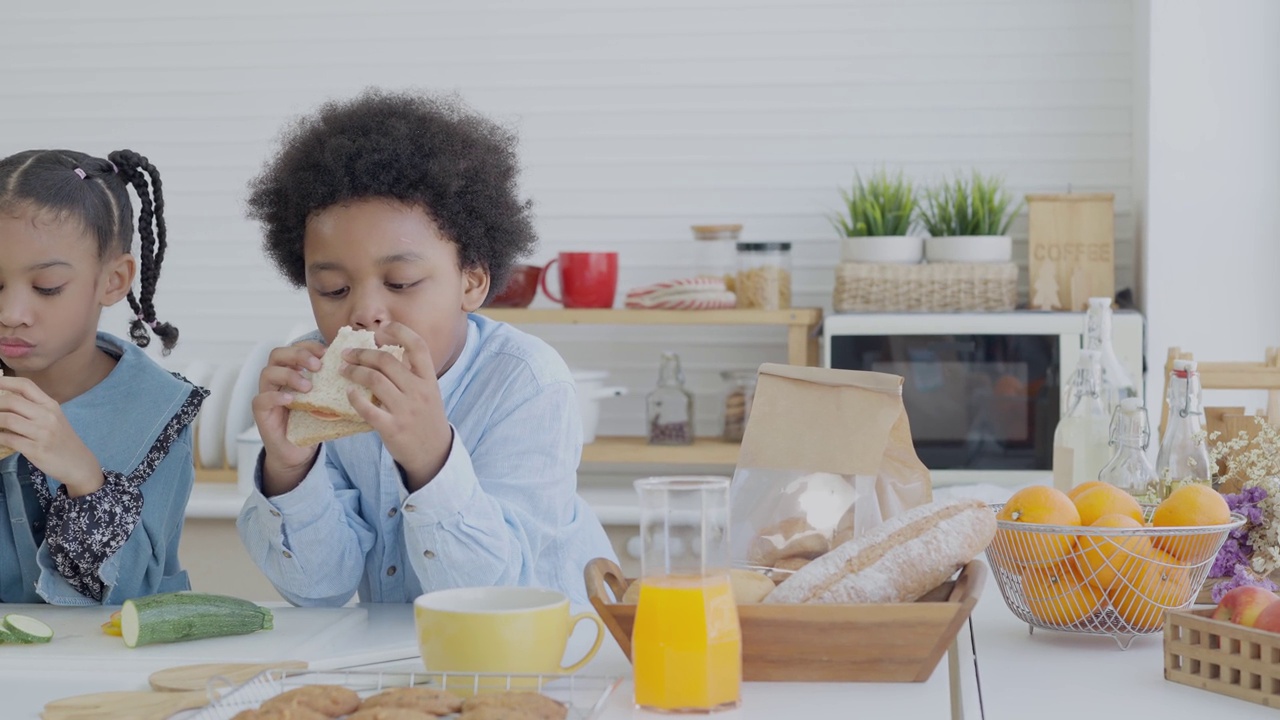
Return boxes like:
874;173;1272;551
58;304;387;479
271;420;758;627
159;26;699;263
237;88;616;609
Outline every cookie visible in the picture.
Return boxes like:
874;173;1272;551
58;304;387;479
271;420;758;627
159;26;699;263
461;691;568;720
458;706;541;720
347;708;437;720
359;687;464;715
261;685;362;717
230;707;329;720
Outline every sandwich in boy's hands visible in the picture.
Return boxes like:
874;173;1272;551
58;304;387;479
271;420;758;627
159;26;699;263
283;325;405;446
255;323;453;494
337;322;453;488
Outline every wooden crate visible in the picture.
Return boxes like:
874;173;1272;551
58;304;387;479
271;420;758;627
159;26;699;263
1164;608;1280;708
1026;192;1115;311
584;557;986;683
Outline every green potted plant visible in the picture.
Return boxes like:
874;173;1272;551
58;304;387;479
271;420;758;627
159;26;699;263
831;168;922;264
920;171;1021;263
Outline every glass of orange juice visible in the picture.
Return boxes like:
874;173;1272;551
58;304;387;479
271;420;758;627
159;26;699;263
631;476;742;713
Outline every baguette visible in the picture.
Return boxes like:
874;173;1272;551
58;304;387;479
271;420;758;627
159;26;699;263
763;497;995;605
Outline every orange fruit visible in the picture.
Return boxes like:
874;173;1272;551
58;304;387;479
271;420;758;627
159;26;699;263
1021;560;1103;627
1067;481;1108;502
1075;514;1152;592
1108;547;1192;632
1071;484;1144;526
995;486;1081;567
1150;484;1232;562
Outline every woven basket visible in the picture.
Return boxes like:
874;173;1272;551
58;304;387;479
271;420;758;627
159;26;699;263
832;262;1018;313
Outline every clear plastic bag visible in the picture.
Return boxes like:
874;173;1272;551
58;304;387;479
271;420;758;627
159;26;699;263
727;364;932;577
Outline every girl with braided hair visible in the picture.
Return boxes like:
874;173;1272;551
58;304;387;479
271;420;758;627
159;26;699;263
0;148;207;604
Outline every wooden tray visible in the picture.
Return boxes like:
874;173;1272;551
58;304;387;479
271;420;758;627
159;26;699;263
584;557;986;683
1165;609;1280;708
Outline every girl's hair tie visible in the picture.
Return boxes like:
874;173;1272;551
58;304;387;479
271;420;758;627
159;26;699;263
73;168;86;179
107;161;118;174
136;313;159;330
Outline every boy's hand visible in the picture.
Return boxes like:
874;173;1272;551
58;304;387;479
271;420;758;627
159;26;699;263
253;341;326;495
0;376;104;497
341;322;452;491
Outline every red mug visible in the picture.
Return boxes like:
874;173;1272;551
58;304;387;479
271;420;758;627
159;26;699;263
540;252;618;308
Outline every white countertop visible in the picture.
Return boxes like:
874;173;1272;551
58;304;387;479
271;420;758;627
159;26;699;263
971;571;1276;719
4;574;1270;719
0;600;969;719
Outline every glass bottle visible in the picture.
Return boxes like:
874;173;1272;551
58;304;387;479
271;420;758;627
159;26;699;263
1098;397;1159;499
632;476;742;712
1052;350;1112;493
647;352;695;445
1084;297;1138;413
1155;359;1213;495
720;370;756;443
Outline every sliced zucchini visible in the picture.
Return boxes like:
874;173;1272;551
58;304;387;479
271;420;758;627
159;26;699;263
120;592;274;648
3;614;53;643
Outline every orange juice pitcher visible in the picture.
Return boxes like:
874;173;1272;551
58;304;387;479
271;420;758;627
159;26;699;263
631;476;742;713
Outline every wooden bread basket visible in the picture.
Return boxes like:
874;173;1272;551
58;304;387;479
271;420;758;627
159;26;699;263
584;557;986;683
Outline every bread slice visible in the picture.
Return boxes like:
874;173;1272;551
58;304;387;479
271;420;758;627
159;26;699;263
286;411;374;447
763;497;996;605
0;382;11;459
284;326;405;446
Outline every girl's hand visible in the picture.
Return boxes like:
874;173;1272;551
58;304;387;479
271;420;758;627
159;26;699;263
0;376;103;497
341;322;452;490
253;341;326;495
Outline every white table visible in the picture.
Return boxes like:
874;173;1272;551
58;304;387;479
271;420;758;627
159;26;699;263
0;601;974;719
970;569;1276;719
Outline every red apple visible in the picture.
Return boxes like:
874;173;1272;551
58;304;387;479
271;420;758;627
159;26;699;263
1253;600;1280;635
1212;585;1280;627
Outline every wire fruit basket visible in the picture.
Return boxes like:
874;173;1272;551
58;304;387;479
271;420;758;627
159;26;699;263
984;503;1244;649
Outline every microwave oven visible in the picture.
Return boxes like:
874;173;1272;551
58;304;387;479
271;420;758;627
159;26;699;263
822;311;1145;487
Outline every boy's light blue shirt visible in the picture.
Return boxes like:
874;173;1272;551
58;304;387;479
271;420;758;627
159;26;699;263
237;314;617;610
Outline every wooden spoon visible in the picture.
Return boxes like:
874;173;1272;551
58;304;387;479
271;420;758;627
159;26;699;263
41;689;210;720
148;660;308;692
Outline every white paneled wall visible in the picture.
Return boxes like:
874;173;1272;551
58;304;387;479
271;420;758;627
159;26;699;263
1;0;1136;447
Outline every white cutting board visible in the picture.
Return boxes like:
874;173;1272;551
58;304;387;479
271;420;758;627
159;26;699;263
0;603;420;675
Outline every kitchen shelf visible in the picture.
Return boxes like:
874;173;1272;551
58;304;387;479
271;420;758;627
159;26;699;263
477;307;822;366
581;436;738;465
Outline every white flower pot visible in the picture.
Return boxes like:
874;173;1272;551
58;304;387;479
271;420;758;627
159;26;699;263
925;235;1013;263
571;369;627;444
839;235;924;264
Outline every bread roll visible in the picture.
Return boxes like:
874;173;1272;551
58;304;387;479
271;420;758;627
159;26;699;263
831;507;857;547
763;498;995;605
747;516;829;567
772;556;812;573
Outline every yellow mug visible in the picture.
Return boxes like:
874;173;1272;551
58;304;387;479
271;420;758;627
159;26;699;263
414;586;605;676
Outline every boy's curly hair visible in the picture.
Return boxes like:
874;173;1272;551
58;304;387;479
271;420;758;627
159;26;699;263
246;88;537;298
